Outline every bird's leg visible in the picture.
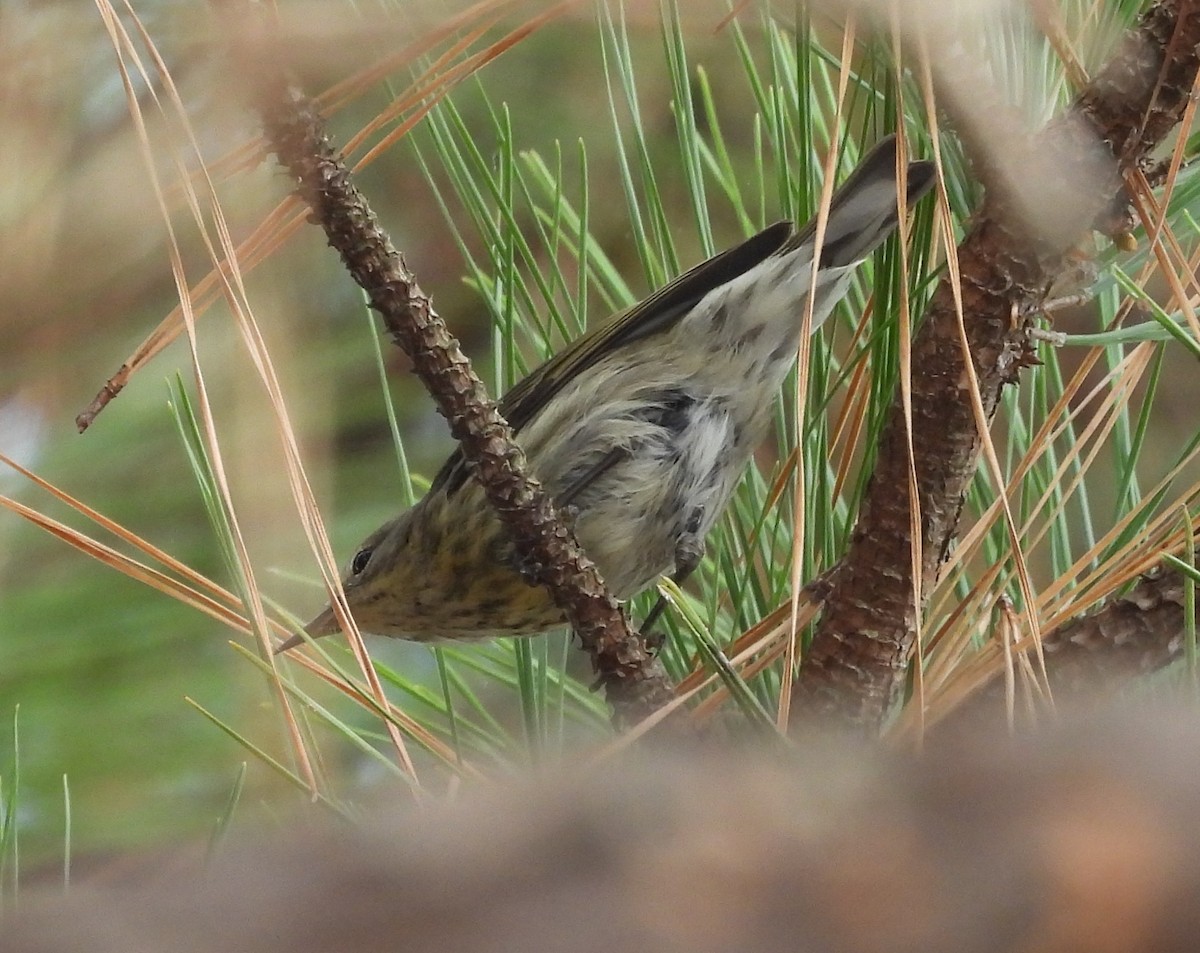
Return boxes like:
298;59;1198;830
641;507;705;651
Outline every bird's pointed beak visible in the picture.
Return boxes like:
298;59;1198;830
274;604;340;654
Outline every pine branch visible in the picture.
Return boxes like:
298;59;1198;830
942;567;1194;734
222;8;675;728
791;0;1200;732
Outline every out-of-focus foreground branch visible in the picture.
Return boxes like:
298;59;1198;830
792;0;1200;732
15;709;1200;952
221;7;675;727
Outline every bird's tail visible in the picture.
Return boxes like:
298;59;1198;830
786;135;937;269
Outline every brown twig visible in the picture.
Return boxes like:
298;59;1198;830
226;13;674;727
791;0;1200;732
938;568;1194;734
1033;568;1194;691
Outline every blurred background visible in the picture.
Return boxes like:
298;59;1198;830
3;0;1197;871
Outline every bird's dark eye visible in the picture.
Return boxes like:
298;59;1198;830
351;547;373;575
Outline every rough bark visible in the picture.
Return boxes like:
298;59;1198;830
943;567;1195;734
229;22;674;727
791;0;1200;732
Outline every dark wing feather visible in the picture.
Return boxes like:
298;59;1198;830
432;220;794;495
785;135;937;268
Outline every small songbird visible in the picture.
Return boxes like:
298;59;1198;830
283;135;935;650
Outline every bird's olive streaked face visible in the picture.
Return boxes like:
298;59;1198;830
301;517;406;639
297;490;566;645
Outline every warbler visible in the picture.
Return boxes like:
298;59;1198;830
283;135;935;650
